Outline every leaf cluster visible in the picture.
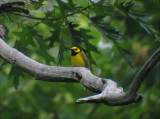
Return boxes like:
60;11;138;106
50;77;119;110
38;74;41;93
0;0;160;119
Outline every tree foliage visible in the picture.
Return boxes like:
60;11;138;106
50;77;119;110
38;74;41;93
0;0;160;119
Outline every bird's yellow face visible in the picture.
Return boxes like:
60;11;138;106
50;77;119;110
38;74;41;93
71;47;81;53
70;46;89;68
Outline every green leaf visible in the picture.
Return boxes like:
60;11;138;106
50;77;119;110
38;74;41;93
9;66;24;90
8;40;26;89
56;0;71;17
114;0;159;41
80;28;100;66
68;0;75;10
34;0;45;10
48;29;61;48
89;16;105;23
68;23;82;46
97;23;120;35
113;40;133;67
90;16;120;40
89;3;113;17
58;39;68;65
80;28;99;53
120;0;134;12
114;0;134;12
89;16;133;67
35;34;56;65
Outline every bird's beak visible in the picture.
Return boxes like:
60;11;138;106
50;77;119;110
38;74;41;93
70;48;73;50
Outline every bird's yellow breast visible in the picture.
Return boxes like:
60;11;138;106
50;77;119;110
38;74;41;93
71;53;85;67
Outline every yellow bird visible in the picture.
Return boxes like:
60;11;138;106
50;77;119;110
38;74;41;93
71;46;89;68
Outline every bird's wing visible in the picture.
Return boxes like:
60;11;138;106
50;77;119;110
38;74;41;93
81;51;89;68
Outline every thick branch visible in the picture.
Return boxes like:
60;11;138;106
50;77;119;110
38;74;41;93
0;37;160;106
127;47;160;95
77;47;160;105
0;37;106;92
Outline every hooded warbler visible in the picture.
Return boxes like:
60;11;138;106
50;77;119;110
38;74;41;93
71;46;89;68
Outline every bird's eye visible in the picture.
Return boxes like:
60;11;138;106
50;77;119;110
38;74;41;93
75;49;77;51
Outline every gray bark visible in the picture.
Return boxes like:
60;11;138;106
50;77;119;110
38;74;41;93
1;0;160;106
1;37;160;106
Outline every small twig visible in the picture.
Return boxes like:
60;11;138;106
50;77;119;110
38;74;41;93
10;0;104;21
11;12;64;21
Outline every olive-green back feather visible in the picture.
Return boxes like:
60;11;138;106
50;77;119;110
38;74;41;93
80;50;89;68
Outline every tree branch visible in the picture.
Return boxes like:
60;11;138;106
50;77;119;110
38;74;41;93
10;0;104;21
0;0;30;14
0;37;160;106
127;47;160;95
76;47;160;105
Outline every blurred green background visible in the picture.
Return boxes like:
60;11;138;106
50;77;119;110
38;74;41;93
0;0;160;119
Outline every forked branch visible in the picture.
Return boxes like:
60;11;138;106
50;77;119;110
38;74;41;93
0;37;160;106
77;47;160;105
